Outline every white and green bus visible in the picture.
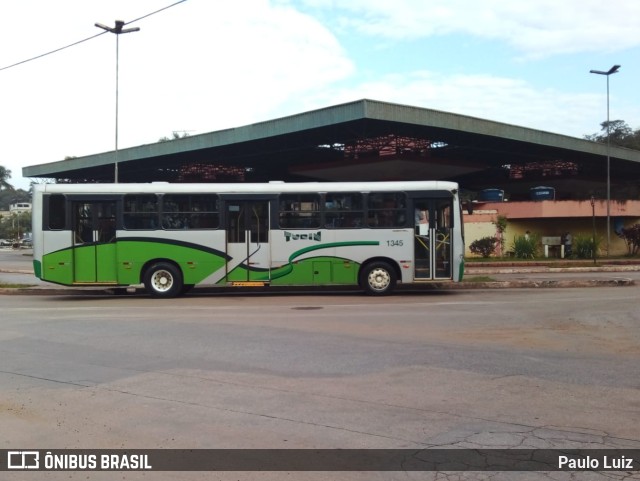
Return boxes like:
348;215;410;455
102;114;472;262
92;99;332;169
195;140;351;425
32;181;464;297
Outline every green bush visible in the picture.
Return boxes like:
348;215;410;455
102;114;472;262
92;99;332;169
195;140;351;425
573;234;600;259
617;224;640;255
469;236;498;258
512;235;538;259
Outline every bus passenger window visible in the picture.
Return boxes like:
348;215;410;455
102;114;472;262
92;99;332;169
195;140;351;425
324;193;364;228
124;194;159;230
278;194;320;228
368;193;407;228
162;194;219;230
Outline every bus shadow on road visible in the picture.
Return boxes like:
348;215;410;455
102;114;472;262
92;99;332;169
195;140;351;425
45;284;460;301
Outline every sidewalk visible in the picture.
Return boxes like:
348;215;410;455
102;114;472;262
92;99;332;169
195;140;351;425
461;259;638;289
465;260;640;276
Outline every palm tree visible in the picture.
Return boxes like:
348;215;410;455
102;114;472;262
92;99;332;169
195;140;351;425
0;165;14;191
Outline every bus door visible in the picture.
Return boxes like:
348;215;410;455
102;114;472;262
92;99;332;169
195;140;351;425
225;200;271;283
71;201;117;283
413;198;453;280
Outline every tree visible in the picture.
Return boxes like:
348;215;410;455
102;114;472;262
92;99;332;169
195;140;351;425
0;165;13;191
492;215;508;256
585;120;640;150
0;188;30;211
617;224;640;256
158;131;191;142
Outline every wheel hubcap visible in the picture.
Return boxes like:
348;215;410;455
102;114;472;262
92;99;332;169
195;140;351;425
152;270;173;292
368;268;390;290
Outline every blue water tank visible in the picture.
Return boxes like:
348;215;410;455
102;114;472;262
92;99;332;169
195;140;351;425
530;186;555;201
478;189;504;202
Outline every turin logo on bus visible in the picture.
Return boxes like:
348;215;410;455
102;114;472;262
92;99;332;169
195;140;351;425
283;231;322;242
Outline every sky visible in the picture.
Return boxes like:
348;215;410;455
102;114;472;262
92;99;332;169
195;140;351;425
1;0;639;190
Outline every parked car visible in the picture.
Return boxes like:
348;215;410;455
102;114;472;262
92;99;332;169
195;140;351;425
20;237;33;248
0;239;13;247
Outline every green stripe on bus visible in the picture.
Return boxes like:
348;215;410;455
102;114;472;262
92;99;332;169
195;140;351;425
41;240;227;286
222;241;378;284
33;260;42;279
40;238;380;287
272;241;379;280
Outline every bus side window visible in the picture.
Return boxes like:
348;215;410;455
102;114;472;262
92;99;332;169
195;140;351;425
124;194;159;230
161;194;220;230
279;194;320;228
368;192;407;228
47;194;66;230
324;193;364;229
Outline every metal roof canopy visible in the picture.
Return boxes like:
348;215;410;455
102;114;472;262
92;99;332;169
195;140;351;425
23;99;640;199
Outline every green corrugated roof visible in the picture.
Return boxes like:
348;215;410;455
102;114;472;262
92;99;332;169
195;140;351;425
22;99;640;187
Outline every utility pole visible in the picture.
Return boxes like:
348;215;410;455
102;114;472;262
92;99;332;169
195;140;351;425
589;64;620;256
95;20;140;183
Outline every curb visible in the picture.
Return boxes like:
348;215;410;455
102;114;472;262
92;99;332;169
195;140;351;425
0;277;634;296
466;265;640;275
453;278;635;289
0;287;122;296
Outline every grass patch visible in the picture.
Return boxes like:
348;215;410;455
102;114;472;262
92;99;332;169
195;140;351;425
0;283;36;288
463;276;497;283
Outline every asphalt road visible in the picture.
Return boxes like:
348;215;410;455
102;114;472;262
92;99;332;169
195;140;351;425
1;284;640;480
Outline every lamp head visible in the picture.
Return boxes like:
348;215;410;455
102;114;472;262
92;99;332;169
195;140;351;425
590;65;621;76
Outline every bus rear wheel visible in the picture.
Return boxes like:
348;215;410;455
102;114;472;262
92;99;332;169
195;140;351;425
144;262;183;298
360;261;396;295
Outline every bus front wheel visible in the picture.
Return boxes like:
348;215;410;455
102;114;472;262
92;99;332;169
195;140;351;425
360;261;396;295
144;262;183;298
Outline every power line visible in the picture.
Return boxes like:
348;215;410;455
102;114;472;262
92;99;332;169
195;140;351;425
125;0;188;26
0;0;188;73
0;32;107;72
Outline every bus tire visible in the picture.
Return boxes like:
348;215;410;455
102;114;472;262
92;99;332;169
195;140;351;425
143;262;183;298
360;261;396;296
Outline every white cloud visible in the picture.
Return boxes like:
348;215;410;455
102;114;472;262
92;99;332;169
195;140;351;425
0;0;354;189
295;71;606;138
306;0;640;57
101;0;355;145
1;0;637;192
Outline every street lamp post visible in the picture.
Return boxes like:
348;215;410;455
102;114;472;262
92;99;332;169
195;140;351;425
95;20;140;183
590;195;597;265
589;64;620;256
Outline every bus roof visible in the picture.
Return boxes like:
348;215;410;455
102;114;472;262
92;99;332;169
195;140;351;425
34;180;458;195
